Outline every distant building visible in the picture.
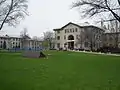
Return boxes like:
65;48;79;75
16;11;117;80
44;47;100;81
0;35;42;50
53;22;105;50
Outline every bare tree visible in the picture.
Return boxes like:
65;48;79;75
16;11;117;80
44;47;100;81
32;36;38;40
43;31;54;49
84;27;98;50
20;27;30;49
0;0;28;31
72;0;120;48
72;0;120;23
32;36;43;41
76;29;86;49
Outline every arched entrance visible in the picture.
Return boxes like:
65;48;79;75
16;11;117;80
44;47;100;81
68;35;74;49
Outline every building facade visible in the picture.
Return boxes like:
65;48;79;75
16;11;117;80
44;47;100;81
53;22;105;50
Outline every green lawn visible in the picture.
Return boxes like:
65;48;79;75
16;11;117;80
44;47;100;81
0;51;120;90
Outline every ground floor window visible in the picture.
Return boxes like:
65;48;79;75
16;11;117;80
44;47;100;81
57;43;60;48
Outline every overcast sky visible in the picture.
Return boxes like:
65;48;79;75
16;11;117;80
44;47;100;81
0;0;95;37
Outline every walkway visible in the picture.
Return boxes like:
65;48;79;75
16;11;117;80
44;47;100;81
69;50;120;57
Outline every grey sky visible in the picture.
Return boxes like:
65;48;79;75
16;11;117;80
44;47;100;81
0;0;94;37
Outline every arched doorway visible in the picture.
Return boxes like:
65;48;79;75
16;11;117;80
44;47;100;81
68;35;74;49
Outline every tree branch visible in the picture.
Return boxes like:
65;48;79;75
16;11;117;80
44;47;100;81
118;0;120;6
0;0;6;5
105;0;120;22
0;0;14;30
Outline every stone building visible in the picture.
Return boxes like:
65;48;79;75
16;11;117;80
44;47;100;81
53;22;105;50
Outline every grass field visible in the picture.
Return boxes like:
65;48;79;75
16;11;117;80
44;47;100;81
0;51;120;90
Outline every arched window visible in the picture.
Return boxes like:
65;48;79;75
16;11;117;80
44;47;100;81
68;35;74;40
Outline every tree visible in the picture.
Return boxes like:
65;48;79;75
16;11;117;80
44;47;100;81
32;36;38;40
72;0;120;23
76;29;86;49
0;0;28;31
20;28;30;49
43;31;54;49
32;36;43;41
72;0;120;48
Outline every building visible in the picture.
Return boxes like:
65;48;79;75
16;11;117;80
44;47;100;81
0;35;21;49
53;22;105;50
103;32;120;48
0;35;42;50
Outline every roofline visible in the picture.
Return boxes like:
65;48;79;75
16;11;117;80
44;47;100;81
0;36;22;39
105;32;120;34
53;28;61;31
83;25;105;32
53;22;105;31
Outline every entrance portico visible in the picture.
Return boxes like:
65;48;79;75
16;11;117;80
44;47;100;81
67;35;75;49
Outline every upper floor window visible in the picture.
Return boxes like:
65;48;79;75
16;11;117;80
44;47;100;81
73;28;74;32
70;29;72;33
57;36;60;40
13;38;15;41
65;29;67;33
75;28;78;32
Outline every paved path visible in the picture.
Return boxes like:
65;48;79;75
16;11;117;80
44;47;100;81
69;50;120;57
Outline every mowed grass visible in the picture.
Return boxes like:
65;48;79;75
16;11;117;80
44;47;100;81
0;51;120;90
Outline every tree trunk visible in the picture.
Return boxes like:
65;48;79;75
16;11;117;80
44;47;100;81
115;33;119;48
0;0;13;30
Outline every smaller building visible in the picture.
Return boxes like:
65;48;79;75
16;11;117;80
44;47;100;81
0;35;42;50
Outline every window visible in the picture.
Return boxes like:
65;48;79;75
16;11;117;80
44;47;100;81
75;28;78;32
76;35;79;39
65;29;67;33
64;35;66;40
57;31;60;34
57;43;60;48
57;36;60;40
84;42;88;47
70;29;72;32
13;42;15;44
0;45;2;48
73;28;74;32
1;41;2;44
13;38;15;41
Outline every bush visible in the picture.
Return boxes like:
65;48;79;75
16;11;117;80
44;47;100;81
78;48;84;51
97;47;120;54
